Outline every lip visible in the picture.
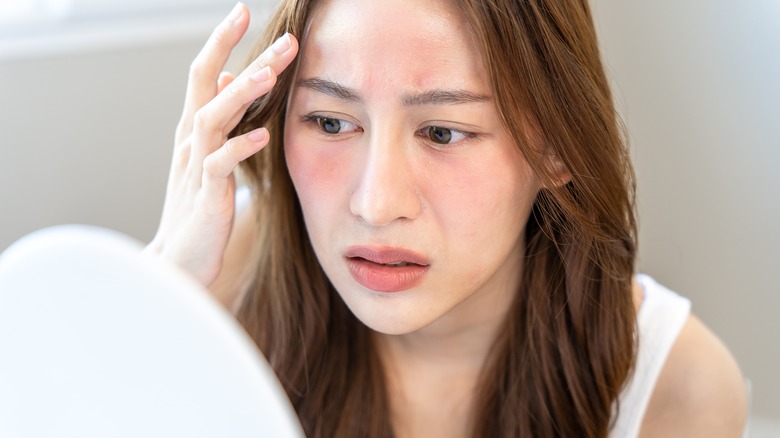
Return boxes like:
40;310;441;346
344;246;430;293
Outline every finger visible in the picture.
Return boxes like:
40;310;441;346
176;71;236;144
236;32;299;84
190;33;298;160
205;33;298;133
190;66;276;166
202;128;269;196
217;72;235;94
223;33;298;132
180;3;250;132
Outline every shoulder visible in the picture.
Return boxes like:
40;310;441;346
638;313;749;437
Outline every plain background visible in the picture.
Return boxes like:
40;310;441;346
1;0;778;432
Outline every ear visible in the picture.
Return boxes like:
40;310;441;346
519;116;571;189
542;153;572;189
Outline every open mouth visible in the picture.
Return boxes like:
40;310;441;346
343;246;430;267
349;258;418;268
382;261;412;267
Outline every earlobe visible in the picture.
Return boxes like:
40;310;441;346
542;155;572;189
519;117;571;189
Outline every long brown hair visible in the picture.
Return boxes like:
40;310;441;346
233;0;637;436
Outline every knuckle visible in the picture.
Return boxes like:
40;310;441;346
255;52;273;70
202;152;220;177
174;139;192;162
193;108;211;131
223;138;238;161
211;23;229;45
227;81;240;96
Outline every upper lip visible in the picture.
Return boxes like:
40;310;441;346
344;246;431;266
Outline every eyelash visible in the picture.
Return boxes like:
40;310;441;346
415;126;477;145
301;115;361;136
301;114;478;146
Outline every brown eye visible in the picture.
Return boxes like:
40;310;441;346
317;117;342;134
428;126;452;144
427;126;452;144
420;126;474;145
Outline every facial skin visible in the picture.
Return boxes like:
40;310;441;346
284;0;541;337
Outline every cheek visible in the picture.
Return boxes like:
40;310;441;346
423;150;537;283
284;129;350;220
425;153;536;235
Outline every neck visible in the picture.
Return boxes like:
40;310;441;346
376;290;513;374
376;240;524;398
375;241;523;438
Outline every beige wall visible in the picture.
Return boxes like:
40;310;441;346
593;0;780;427
0;42;190;248
1;0;777;430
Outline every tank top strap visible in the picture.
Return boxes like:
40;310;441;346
610;274;691;438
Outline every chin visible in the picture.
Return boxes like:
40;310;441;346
357;317;428;336
340;292;437;336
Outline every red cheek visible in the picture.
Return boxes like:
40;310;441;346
285;138;352;203
416;156;490;209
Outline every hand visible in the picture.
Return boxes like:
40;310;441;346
145;3;298;286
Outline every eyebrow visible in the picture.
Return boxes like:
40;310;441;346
297;78;360;101
296;77;490;106
401;89;490;106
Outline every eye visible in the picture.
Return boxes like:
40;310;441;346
317;117;341;134
422;126;473;145
304;115;360;135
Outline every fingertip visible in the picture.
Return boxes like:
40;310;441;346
282;33;300;62
286;33;301;57
270;33;293;55
226;2;246;24
288;33;300;51
247;127;269;143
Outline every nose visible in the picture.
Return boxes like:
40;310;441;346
349;130;422;227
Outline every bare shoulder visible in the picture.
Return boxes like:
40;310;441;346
639;313;749;437
208;186;259;314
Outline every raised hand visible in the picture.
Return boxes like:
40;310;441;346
145;3;298;286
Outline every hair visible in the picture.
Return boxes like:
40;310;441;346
232;0;638;436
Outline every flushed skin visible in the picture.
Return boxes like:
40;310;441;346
146;0;749;436
234;0;638;435
284;0;541;337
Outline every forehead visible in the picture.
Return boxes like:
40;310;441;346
296;0;488;95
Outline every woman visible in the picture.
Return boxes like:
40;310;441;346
145;0;748;436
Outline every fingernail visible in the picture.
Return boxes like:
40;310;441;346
227;2;244;23
248;128;267;142
270;33;292;54
250;66;272;83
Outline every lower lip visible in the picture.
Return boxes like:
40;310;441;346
346;258;428;293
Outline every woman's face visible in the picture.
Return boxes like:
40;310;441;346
284;0;541;335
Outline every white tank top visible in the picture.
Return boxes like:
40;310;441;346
610;274;691;438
